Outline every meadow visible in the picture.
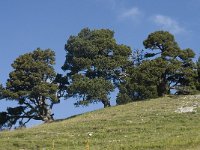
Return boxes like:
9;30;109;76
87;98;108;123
1;95;200;150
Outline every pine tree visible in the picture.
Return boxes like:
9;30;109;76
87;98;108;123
62;28;132;107
117;31;197;105
143;31;197;96
0;48;59;129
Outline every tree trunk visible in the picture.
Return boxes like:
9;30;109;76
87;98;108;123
157;80;169;97
40;97;54;123
157;73;169;97
102;100;111;108
42;107;54;123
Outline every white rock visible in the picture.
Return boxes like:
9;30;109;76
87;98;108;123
175;106;196;113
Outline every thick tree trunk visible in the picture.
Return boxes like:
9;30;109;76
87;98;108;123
43;115;54;123
42;107;54;123
157;80;169;97
40;97;54;123
157;73;169;97
102;100;111;108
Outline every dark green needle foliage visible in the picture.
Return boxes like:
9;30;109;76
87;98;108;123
196;57;200;91
62;28;132;107
68;74;114;107
117;31;197;105
0;84;4;99
117;57;160;105
0;48;59;129
143;31;197;96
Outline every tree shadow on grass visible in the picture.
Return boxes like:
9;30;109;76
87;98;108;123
53;114;81;123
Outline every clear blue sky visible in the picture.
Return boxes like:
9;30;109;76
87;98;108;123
0;0;200;127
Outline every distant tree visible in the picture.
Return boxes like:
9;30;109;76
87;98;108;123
0;48;59;129
62;28;132;107
143;31;197;96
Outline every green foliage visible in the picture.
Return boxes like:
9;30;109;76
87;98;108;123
62;28;132;107
117;60;159;105
0;84;4;99
143;31;180;58
68;74;114;107
1;48;59;129
132;49;145;66
54;74;69;99
0;106;25;130
196;57;200;91
143;31;197;96
118;31;197;105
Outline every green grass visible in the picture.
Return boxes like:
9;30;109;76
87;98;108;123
1;95;200;150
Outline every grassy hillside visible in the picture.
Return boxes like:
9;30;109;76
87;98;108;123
1;95;200;150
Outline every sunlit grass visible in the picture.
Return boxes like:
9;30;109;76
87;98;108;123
1;95;200;149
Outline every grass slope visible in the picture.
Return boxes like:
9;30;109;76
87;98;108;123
1;95;200;150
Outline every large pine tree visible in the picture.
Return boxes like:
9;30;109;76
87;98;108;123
0;48;59;129
143;31;197;96
62;28;132;107
117;31;197;105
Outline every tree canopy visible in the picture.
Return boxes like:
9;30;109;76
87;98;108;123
0;48;59;129
62;28;132;107
143;31;197;96
117;31;198;104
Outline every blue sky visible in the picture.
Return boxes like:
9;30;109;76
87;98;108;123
0;0;200;126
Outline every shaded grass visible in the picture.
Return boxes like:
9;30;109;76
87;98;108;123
1;95;200;149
